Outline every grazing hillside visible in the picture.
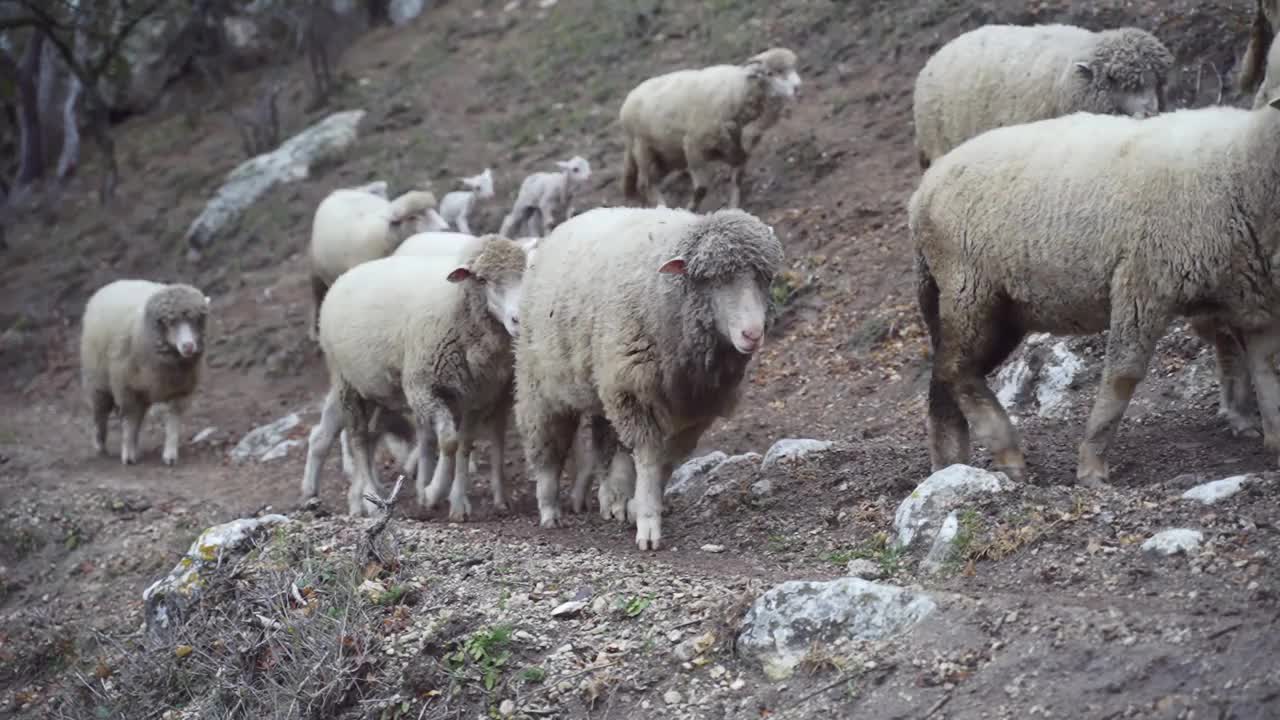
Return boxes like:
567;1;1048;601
2;1;1277;718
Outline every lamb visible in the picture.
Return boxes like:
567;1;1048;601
497;156;591;239
909;48;1280;488
515;206;784;550
302;236;532;519
912;24;1172;168
80;280;211;466
307;187;448;339
619;47;801;211
438;168;494;235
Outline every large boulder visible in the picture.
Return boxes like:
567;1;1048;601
185;109;367;253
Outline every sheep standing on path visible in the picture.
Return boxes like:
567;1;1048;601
439;168;494;235
80;280;211;466
498;157;591;238
619;48;801;211
302;237;531;519
515;207;784;550
307;187;446;340
912;24;1172;168
910;43;1280;487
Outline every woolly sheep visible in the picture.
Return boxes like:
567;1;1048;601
307;187;447;339
497;157;592;239
515;206;784;550
909;48;1280;488
912;24;1172;168
619;47;801;211
302;237;531;518
438;168;495;235
80;280;211;466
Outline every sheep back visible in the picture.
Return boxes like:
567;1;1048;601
910;105;1278;334
620;64;763;167
517;207;783;449
913;24;1172;165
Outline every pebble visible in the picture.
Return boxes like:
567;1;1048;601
701;544;726;553
498;699;516;717
730;678;746;690
663;690;683;705
551;600;587;618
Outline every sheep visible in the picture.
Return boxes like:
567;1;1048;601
912;24;1172;169
909;49;1280;488
619;47;801;211
301;236;531;519
307;187;448;340
438;168;494;235
515;206;784;550
1241;0;1280;104
497;156;592;239
80;280;211;466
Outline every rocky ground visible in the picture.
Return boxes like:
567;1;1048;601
3;0;1279;718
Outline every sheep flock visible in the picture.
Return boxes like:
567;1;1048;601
75;5;1280;552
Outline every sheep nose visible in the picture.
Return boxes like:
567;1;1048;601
179;341;196;356
741;327;762;342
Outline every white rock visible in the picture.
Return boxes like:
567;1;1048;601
190;427;218;444
1142;529;1204;556
760;438;833;471
498;699;516;717
260;439;302;463
665;451;728;499
551;600;587;618
894;464;1010;548
730;677;746;690
143;515;291;639
994;334;1088;420
1181;475;1251;505
185;110;367;252
736;578;936;680
663;689;683;705
229;413;302;463
844;558;883;580
922;511;961;573
701;544;726;554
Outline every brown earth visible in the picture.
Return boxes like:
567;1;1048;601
2;0;1279;718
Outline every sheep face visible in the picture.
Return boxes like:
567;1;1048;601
746;48;802;99
659;258;769;355
556;157;592;185
1073;62;1161;118
448;239;531;339
147;287;210;360
463;168;495;200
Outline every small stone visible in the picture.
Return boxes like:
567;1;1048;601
760;438;834;470
730;678;746;690
663;690;683;705
551;600;587;618
1142;529;1204;557
668;630;683;643
498;699;516;717
700;544;726;553
845;558;883;580
190;427;218;444
709;665;726;679
1182;476;1251;505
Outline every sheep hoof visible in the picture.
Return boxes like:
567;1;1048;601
635;516;662;551
1223;411;1261;438
162;450;178;466
492;500;511;516
539;506;562;528
625;497;640;526
447;499;472;523
569;492;588;514
120;450;137;465
1075;466;1109;489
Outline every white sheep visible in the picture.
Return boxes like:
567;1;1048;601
909;42;1280;488
438;168;495;235
80;280;211;466
619;48;801;211
515;206;784;550
912;24;1173;168
497;157;591;238
302;237;532;519
307;187;447;339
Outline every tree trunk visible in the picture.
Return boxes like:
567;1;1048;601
14;32;47;188
56;75;82;181
84;91;116;203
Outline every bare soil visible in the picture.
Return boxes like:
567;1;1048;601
2;0;1279;718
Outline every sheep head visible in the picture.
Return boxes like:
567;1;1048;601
745;47;801;99
146;284;210;360
556;156;592;186
462;168;495;199
1072;28;1172;118
389;190;441;233
446;235;531;339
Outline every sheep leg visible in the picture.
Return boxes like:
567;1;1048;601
683;141;712;212
1242;327;1280;459
522;407;579;529
918;253;971;470
339;386;383;516
1076;310;1167;487
1191;316;1259;436
484;410;511;514
421;406;460;511
90;388;113;456
302;388;343;502
119;398;146;465
498;207;522;238
456;214;471;235
162;397;189;466
727;165;745;209
310;275;328;343
630;138;664;207
603;450;636;522
447;424;474;522
412;420;439;507
571;415;613;514
630;444;666;551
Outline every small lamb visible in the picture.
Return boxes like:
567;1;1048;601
303;237;532;518
913;23;1172;168
308;187;447;339
620;48;801;210
515;206;784;550
497;157;591;238
438;168;495;235
80;280;211;465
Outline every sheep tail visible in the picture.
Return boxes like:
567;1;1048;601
622;137;639;203
915;248;941;352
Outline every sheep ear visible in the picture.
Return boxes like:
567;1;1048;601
556;160;572;170
658;257;687;275
447;267;473;283
1073;61;1093;80
204;295;211;306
